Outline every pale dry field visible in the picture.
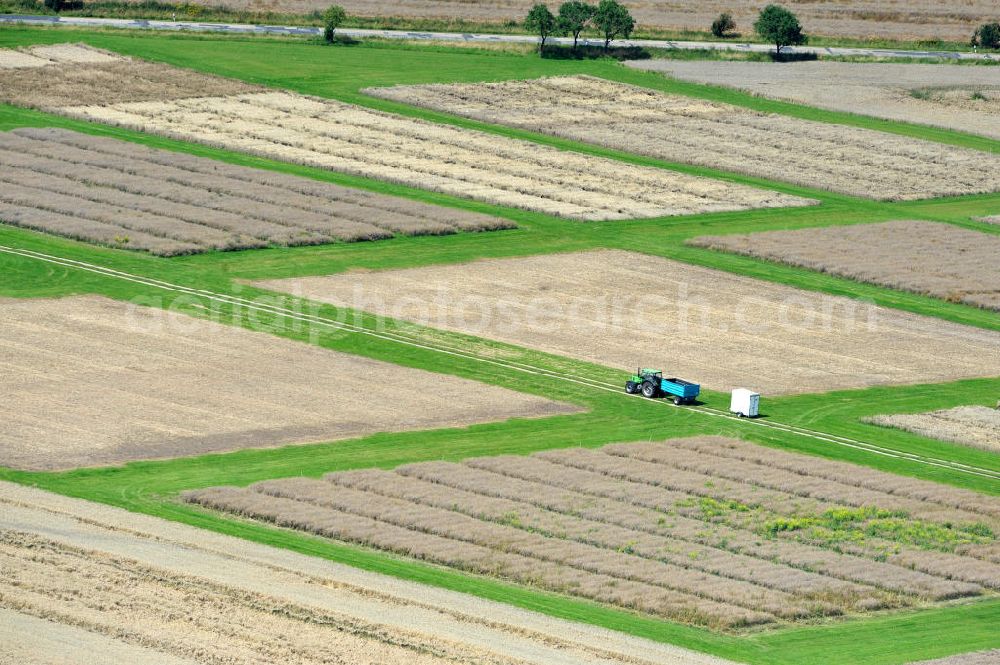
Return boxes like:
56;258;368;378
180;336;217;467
0;46;258;107
867;406;1000;454
627;60;1000;141
255;249;1000;395
690;220;1000;311
192;0;992;41
367;76;1000;201
188;436;1000;630
0;49;809;220
58;91;808;220
0;295;577;470
0;127;510;256
0;482;727;665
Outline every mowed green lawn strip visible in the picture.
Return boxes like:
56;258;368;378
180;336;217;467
0;30;999;663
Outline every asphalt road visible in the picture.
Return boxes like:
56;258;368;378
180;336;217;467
2;13;996;61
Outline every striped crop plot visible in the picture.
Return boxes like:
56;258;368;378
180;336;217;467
0;48;812;221
255;249;1000;395
866;407;1000;454
3;483;734;665
690;220;1000;312
0;296;578;470
366;75;1000;201
0;128;510;256
186;436;1000;631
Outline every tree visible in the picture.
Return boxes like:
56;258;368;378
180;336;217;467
592;0;635;51
322;5;346;44
558;1;595;49
525;3;558;51
710;12;736;38
754;4;806;54
972;22;1000;49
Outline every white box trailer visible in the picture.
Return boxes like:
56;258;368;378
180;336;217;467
730;389;760;418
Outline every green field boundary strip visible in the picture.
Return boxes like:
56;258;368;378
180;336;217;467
0;28;999;664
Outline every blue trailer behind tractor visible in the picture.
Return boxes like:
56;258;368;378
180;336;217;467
625;368;700;405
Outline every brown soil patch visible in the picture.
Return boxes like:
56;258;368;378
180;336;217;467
188;436;1000;630
866;406;1000;454
367;75;1000;201
254;249;1000;395
690;220;1000;311
0;481;732;665
0;127;510;256
627;60;1000;142
0;295;578;471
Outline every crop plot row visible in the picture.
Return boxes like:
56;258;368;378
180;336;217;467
0;48;812;220
867;406;1000;455
187;437;1000;630
5;483;726;665
0;127;509;255
366;75;1000;201
690;220;1000;312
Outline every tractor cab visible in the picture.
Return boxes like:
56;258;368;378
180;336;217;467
637;368;662;382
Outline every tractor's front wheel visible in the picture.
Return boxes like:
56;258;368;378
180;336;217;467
625;381;639;394
641;381;658;398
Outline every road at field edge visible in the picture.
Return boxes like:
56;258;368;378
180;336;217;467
1;13;996;61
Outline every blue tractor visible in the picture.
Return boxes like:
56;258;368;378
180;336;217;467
625;368;700;405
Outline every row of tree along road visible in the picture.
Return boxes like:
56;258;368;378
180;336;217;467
523;2;807;55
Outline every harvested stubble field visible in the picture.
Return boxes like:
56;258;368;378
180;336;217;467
689;220;1000;312
0;482;728;665
0;49;810;220
866;406;1000;455
254;249;1000;395
0;295;577;471
187;436;1000;631
366;75;1000;201
187;0;994;42
0;127;509;256
0;46;257;107
627;61;1000;142
0;43;121;69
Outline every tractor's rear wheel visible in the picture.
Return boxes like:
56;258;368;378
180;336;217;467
673;397;682;405
625;381;639;395
641;381;657;398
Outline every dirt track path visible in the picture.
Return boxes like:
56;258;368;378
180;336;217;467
0;481;734;665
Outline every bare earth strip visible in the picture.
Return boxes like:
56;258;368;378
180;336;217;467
0;481;733;665
366;75;1000;201
689;221;1000;311
626;60;1000;142
907;650;1000;664
255;249;1000;395
0;295;578;470
189;0;994;42
0;49;810;221
866;406;1000;454
0;127;511;256
187;436;1000;630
